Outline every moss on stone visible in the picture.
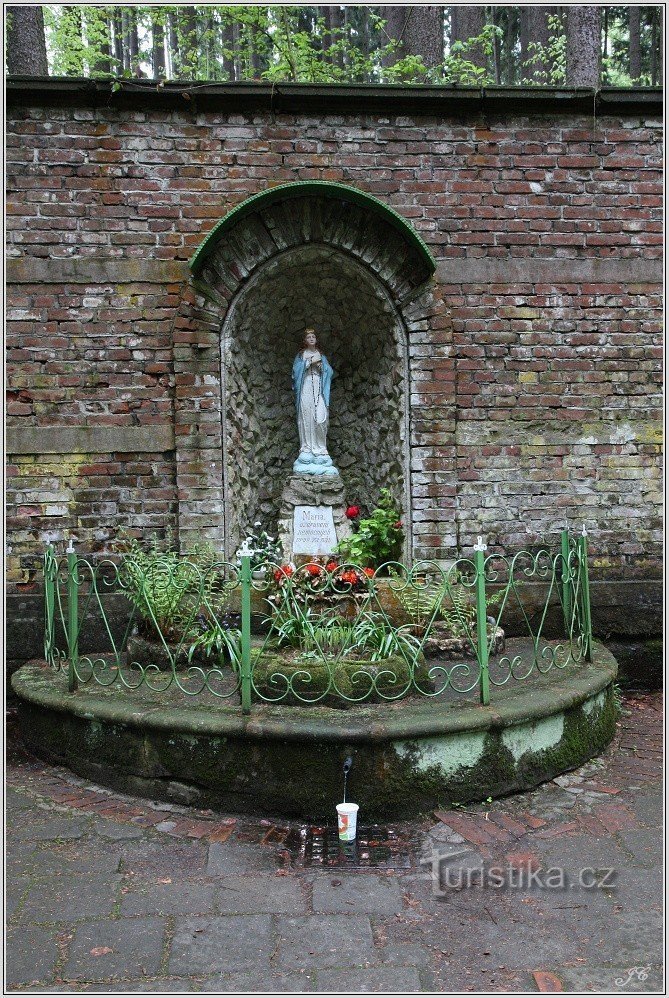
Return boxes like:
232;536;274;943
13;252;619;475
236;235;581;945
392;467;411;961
251;651;432;708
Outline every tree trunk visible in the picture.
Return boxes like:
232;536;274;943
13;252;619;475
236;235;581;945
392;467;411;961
505;7;516;84
650;7;659;85
181;6;198;77
491;6;501;84
167;12;180;77
359;5;370;59
84;8;113;76
113;9;124;73
521;7;551;82
128;8;141;76
320;6;333;59
97;14;113;76
380;6;410;66
152;13;166;79
330;6;345;68
628;5;641;83
404;6;444;68
250;9;269;79
450;5;486;69
121;8;131;71
565;6;600;87
6;5;48;74
232;19;242;81
221;16;235;81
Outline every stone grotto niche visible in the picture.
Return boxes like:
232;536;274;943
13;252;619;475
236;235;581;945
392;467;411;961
221;244;410;557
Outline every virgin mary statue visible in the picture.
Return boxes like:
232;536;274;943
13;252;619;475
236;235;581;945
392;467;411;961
292;329;338;475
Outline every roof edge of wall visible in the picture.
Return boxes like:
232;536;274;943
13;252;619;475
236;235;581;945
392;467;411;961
6;77;663;117
188;181;436;277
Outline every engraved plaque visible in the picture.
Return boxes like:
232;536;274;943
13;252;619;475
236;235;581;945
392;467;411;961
292;505;338;556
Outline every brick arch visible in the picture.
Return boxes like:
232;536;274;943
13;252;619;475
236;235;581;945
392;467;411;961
175;184;436;554
189;181;435;300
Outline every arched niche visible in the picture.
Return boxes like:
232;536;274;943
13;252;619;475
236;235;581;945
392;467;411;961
221;244;410;555
179;182;435;558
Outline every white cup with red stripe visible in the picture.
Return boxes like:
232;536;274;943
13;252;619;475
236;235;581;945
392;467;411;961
336;802;359;841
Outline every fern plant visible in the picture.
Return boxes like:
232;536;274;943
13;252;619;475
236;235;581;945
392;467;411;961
116;533;230;643
389;569;503;639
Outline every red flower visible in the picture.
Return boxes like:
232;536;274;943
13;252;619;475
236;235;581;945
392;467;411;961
345;505;361;519
363;567;374;578
273;564;294;582
325;561;339;573
339;569;359;586
306;564;322;577
393;521;403;529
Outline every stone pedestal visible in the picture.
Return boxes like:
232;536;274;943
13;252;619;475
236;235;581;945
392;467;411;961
278;474;352;563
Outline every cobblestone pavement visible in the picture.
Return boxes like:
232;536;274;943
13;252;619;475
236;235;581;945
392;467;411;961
5;692;663;994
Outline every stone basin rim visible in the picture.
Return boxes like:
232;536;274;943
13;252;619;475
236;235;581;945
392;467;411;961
12;643;616;744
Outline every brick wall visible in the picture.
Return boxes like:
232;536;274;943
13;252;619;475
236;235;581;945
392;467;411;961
6;88;663;605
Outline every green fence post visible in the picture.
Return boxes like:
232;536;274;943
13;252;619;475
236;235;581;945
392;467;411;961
43;545;55;663
560;529;572;636
239;543;252;714
474;536;490;706
66;540;79;692
579;526;593;662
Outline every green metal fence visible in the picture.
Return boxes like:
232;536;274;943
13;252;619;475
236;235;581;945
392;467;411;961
43;530;593;712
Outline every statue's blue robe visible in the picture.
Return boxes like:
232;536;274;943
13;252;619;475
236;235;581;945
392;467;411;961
292;352;333;413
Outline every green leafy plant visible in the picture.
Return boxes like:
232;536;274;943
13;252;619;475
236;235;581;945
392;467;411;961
116;533;230;643
521;13;567;85
187;610;242;669
389;568;503;639
267;589;419;664
335;489;404;568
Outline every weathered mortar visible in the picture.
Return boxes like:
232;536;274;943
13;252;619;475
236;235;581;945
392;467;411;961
5;82;663;678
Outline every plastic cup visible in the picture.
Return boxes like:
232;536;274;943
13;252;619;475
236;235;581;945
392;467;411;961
336;802;359;841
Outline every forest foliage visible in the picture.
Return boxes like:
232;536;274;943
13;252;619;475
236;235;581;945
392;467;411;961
9;5;665;87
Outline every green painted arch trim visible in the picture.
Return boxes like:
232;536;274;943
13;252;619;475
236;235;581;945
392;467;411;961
189;180;436;278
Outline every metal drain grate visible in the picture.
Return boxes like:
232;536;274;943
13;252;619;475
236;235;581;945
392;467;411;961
284;825;414;868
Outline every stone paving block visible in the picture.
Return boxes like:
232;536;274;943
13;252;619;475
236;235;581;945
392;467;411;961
206;839;279;875
64;917;166;982
120;839;207;877
6;925;60;986
5;876;30;919
379;942;431;967
6;789;37;809
214;875;304;914
315;965;423;992
535;833;630;874
311;873;404;914
10;847;122;879
11;817;90;842
616;828;663;869
275;915;376;970
437;918;577;970
573;909;663;967
92;820;145;841
203;970;315;992
627;790;662;829
169;915;274;976
559;964;664;993
8;987;78;993
121;880;216;917
77;978;202;992
19;876;121;923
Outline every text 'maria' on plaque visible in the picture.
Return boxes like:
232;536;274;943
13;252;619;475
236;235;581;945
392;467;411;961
292;505;338;556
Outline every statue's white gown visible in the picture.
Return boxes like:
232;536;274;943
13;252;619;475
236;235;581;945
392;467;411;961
298;354;329;458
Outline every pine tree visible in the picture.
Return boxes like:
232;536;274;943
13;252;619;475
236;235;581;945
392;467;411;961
565;5;601;86
7;5;49;74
